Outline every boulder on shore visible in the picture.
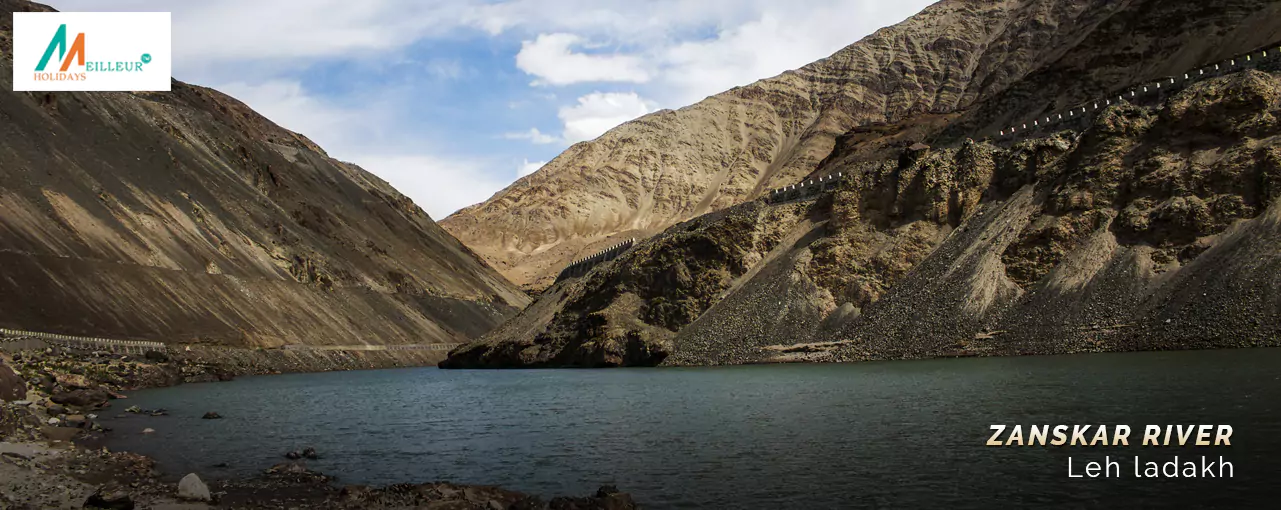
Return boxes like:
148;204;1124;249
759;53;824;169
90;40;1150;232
0;361;25;401
50;388;110;408
84;489;135;510
177;473;211;501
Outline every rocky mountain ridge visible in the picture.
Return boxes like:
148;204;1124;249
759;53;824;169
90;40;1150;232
443;0;1281;292
443;58;1281;368
0;0;529;348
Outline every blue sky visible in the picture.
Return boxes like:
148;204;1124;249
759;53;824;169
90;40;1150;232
47;0;934;219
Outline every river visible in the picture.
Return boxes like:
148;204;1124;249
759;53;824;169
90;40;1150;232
98;348;1281;508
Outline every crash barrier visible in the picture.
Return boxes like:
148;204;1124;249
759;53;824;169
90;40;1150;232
0;336;51;352
279;343;462;352
0;328;167;354
763;172;846;204
997;43;1281;140
555;238;637;283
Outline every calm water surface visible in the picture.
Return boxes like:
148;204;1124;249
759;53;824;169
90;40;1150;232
100;349;1281;508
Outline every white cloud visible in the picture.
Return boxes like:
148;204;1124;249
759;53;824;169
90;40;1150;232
425;58;469;80
516;33;651;86
654;2;933;105
210;79;501;219
502;128;560;144
352;155;511;220
518;159;547;177
558;92;656;143
216;80;365;146
501;1;934;106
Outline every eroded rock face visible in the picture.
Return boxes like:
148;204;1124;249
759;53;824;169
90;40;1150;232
442;202;806;368
444;69;1281;368
0;361;24;401
442;0;1281;291
0;1;529;348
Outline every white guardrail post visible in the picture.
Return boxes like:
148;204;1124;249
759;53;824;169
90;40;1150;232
0;328;168;353
998;45;1279;140
5;328;449;355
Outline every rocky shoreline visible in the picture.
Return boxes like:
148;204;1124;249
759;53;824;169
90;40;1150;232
0;345;637;509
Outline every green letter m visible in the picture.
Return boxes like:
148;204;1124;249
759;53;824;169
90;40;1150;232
35;24;69;72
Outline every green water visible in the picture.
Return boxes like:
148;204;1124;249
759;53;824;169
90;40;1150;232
100;348;1281;508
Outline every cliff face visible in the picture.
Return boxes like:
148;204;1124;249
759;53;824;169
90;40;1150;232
441;0;1281;292
0;1;530;347
442;3;1281;368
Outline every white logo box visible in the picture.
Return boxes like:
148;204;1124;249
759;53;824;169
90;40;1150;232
12;12;171;92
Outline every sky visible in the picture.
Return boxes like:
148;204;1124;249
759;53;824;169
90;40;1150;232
47;0;935;219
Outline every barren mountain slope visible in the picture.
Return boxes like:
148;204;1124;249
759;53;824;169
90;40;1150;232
0;1;529;347
442;0;1281;291
443;67;1281;368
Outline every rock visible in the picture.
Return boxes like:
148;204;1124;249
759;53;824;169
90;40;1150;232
47;404;67;416
55;372;94;389
40;424;79;442
545;485;638;509
0;361;24;401
284;450;301;460
595;485;621;498
144;350;170;363
340;485;369;499
84;489;135;510
0;442;42;460
141;428;155;434
266;462;309;474
125;405;141;413
36;373;56;392
47;417;61;425
201;411;222;419
177;473;211;501
301;446;318;459
50;388;110;408
12;400;32;406
64;414;87;427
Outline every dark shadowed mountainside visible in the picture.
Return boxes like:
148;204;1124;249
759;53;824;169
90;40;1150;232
0;1;530;348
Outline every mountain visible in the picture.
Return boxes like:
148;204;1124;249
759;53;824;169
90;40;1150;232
442;0;1281;292
0;1;530;349
442;0;1281;368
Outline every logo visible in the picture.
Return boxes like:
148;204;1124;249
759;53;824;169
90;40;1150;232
35;24;86;73
13;12;171;92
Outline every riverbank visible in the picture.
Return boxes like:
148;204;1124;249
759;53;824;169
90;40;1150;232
0;346;637;509
1;331;459;383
